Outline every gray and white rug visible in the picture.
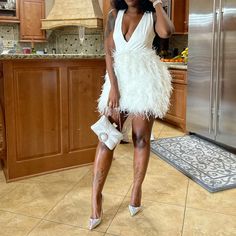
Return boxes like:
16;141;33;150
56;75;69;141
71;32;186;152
151;135;236;192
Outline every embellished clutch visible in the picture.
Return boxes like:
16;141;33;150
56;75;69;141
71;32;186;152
91;115;123;150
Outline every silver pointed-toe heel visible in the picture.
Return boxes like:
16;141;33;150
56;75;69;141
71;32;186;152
89;194;104;230
89;215;102;231
128;204;142;217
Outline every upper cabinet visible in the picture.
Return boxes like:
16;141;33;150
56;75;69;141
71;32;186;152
20;0;46;42
0;0;20;23
171;0;189;34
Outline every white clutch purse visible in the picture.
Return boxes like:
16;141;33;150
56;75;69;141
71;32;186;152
91;115;123;150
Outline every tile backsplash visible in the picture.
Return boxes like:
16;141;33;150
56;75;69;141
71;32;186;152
0;22;188;55
0;23;104;54
0;23;18;48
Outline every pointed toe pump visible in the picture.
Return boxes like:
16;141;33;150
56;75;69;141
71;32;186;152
89;215;103;231
89;194;104;230
128;204;142;217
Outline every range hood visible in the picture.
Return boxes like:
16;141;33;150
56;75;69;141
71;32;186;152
41;0;103;29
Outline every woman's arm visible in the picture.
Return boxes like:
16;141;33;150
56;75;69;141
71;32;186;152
105;10;118;89
104;10;120;109
151;1;175;38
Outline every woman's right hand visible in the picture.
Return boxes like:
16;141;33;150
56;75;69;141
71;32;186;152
108;86;120;109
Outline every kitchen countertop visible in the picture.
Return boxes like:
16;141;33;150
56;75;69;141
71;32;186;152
0;53;188;70
0;53;106;60
165;62;188;70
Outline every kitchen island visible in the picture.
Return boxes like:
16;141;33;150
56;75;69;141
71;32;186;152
0;54;105;181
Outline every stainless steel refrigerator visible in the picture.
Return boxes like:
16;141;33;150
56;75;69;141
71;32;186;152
187;0;236;149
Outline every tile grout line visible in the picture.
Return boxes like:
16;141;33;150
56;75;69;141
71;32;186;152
41;169;91;220
181;179;189;236
136;197;187;208
0;209;42;220
25;168;92;235
104;183;133;234
0;170;92;220
26;218;44;236
157;124;165;139
32;218;105;234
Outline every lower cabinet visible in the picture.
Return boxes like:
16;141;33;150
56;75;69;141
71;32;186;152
0;59;105;181
164;69;187;131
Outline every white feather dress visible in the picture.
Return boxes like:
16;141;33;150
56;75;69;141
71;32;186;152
98;10;172;119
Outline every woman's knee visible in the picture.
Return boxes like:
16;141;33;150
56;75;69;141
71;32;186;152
99;141;112;152
132;132;150;148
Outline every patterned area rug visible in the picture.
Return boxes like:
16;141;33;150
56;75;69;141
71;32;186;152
151;135;236;192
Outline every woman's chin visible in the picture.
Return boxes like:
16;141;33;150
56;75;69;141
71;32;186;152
125;0;139;7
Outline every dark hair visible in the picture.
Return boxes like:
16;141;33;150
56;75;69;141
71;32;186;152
113;0;155;12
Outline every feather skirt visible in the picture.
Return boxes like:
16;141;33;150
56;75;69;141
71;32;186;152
98;48;173;119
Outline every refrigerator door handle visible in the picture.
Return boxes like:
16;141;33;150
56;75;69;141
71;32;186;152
167;0;172;19
214;0;224;137
209;0;218;134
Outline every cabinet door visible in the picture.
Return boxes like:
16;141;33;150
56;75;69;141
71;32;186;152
67;64;104;152
184;0;189;33
0;63;5;160
165;70;187;131
171;0;188;34
166;83;186;121
20;0;46;42
0;0;19;23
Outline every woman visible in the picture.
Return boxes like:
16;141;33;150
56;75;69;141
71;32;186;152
89;0;174;230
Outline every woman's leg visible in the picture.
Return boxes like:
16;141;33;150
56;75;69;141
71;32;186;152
91;112;127;218
130;116;154;206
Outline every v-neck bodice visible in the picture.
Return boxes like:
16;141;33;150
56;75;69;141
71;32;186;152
121;11;145;43
113;10;155;52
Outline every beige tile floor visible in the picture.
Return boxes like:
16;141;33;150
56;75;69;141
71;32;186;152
0;120;236;236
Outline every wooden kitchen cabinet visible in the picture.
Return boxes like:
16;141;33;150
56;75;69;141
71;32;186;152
0;59;105;181
0;64;4;159
20;0;46;42
184;0;189;33
172;0;189;34
0;0;20;23
164;69;187;131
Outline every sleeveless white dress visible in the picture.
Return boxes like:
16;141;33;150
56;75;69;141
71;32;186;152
98;10;172;119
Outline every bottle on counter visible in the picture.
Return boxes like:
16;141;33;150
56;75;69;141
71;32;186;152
31;41;36;54
43;48;48;54
52;48;56;54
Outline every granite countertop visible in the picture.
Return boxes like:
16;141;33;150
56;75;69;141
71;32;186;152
0;53;188;70
165;62;188;70
0;53;106;60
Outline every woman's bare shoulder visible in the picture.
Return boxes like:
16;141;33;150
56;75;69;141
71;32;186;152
108;8;118;18
105;9;118;37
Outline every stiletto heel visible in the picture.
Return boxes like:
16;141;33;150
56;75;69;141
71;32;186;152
89;194;104;230
128;204;142;217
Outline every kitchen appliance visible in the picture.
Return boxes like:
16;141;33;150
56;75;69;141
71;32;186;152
187;0;236;149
